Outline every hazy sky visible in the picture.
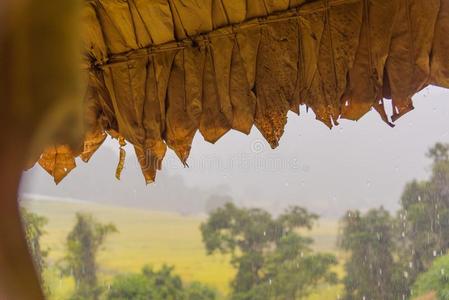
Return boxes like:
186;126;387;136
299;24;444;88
21;86;449;217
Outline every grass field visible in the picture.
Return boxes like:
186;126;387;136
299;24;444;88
22;198;343;300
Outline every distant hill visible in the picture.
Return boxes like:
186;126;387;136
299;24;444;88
20;145;231;215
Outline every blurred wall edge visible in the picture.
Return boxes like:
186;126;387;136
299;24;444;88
0;0;83;299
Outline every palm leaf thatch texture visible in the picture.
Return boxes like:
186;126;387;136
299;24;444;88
36;0;449;184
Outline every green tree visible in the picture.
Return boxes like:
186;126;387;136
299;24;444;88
263;234;337;299
413;255;449;300
184;282;216;300
107;273;152;300
398;143;449;281
20;208;49;293
142;265;184;300
61;212;117;300
201;203;337;300
339;143;449;299
107;265;216;300
339;208;409;300
427;143;449;163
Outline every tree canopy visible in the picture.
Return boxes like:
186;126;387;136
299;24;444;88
339;143;449;300
20;208;49;295
201;203;337;300
60;213;117;300
107;265;216;300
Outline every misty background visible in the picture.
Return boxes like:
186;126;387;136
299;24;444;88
20;87;449;218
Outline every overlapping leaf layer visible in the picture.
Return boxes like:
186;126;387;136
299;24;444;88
36;0;449;183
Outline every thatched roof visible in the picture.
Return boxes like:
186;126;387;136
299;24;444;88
36;0;449;183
